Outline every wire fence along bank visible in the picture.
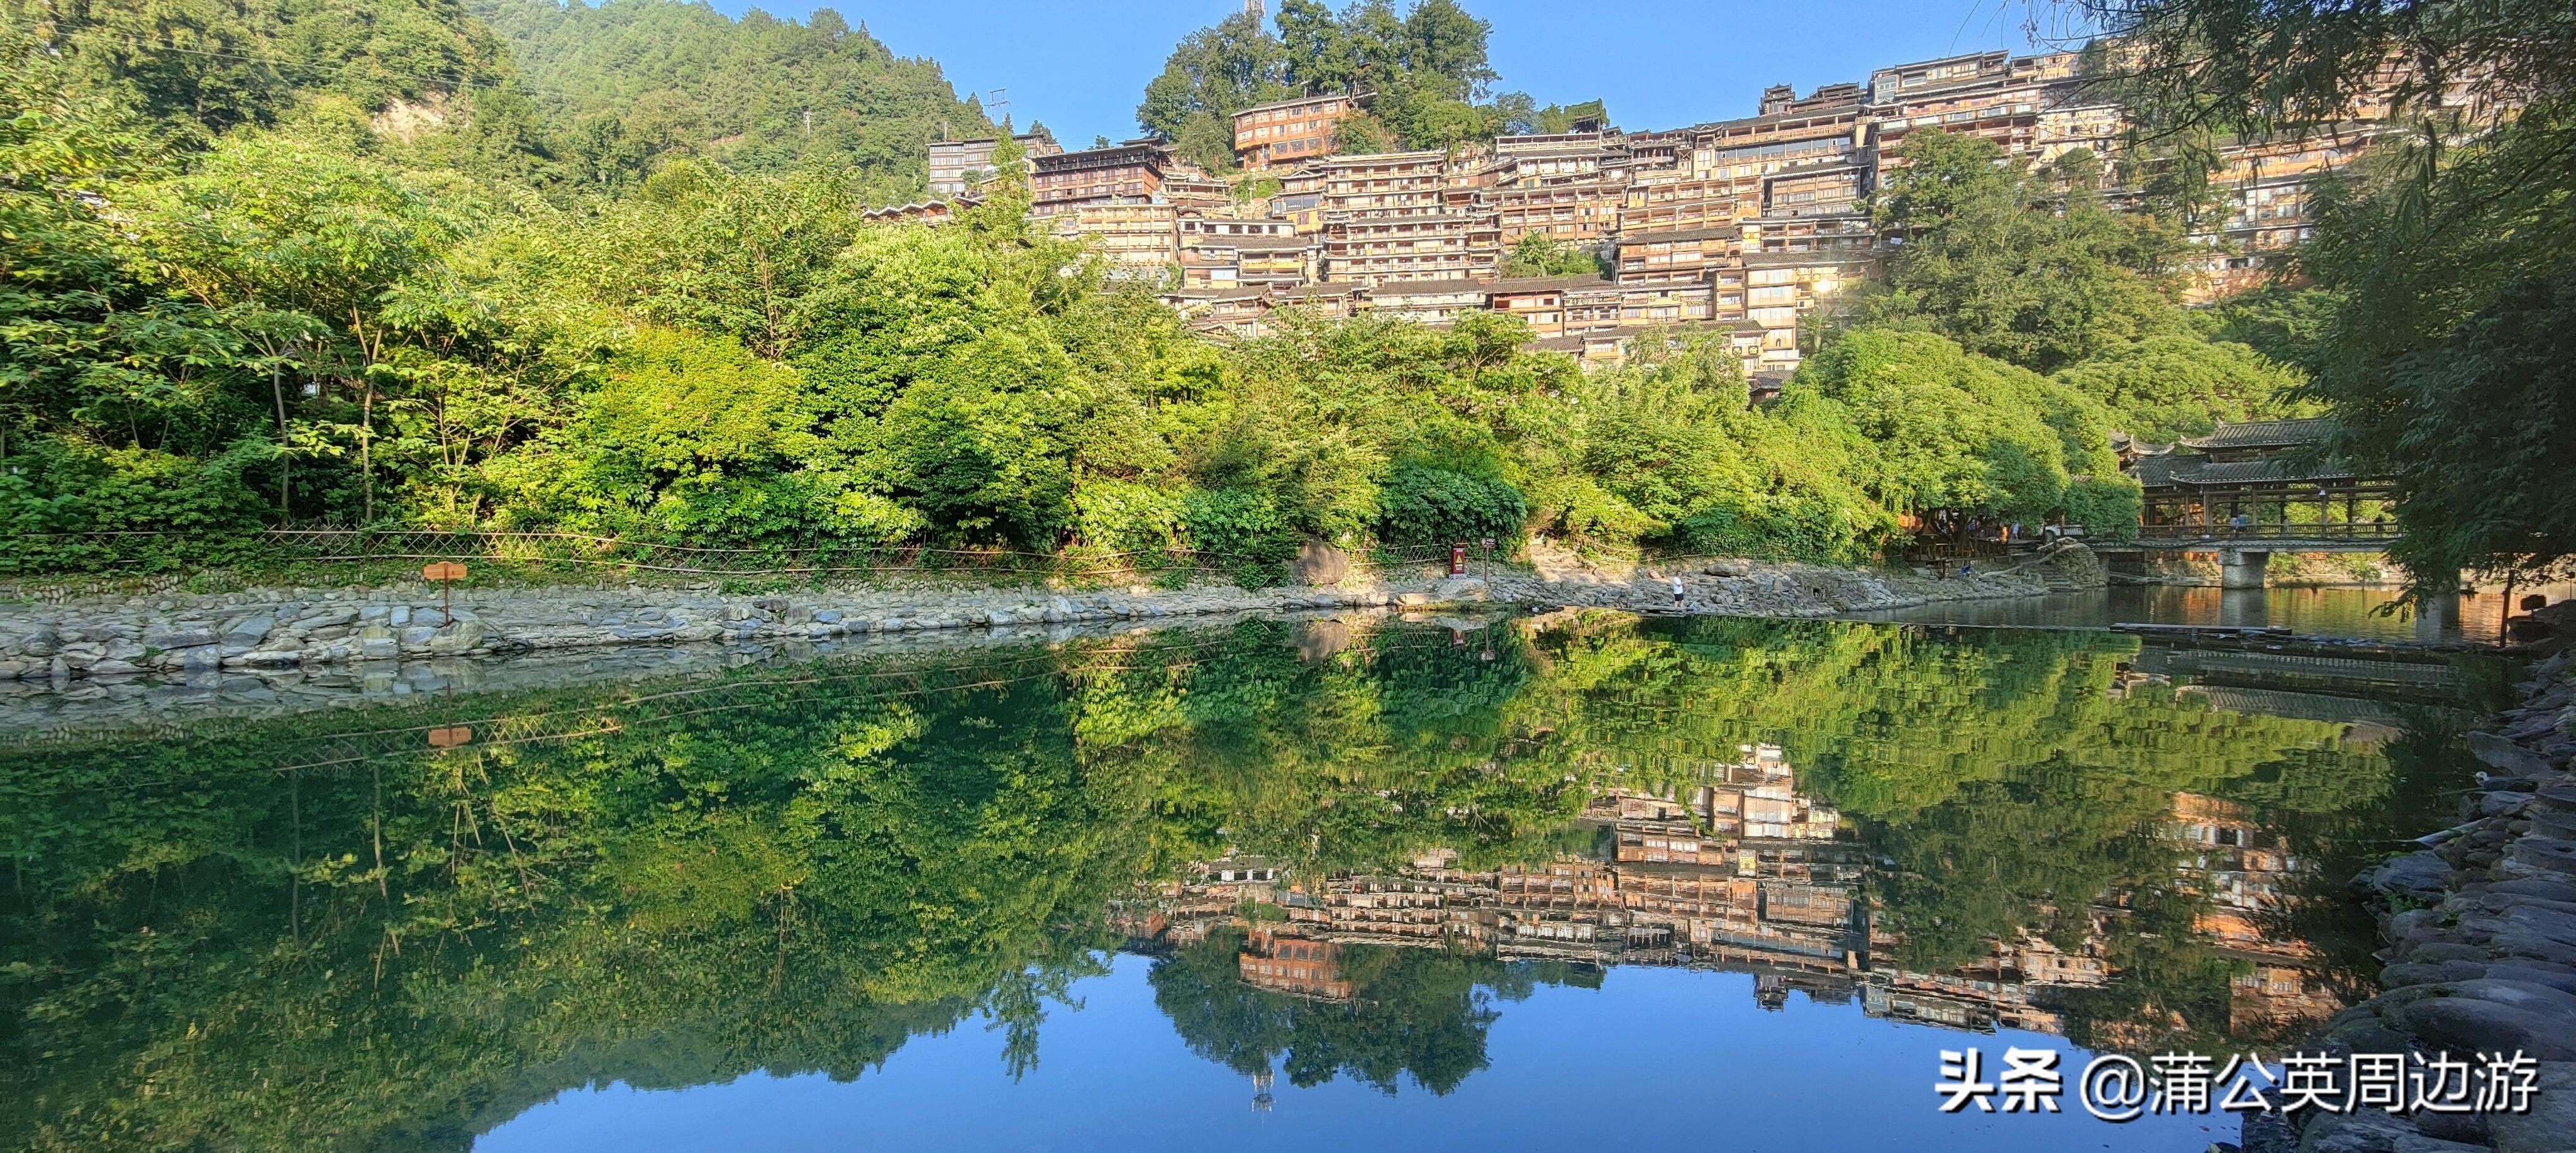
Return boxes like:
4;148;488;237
1;529;1488;583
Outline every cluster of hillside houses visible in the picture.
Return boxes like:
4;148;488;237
886;47;2414;382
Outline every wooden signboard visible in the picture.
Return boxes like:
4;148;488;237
426;725;474;749
422;561;469;627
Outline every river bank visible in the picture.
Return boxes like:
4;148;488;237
2267;607;2576;1153
0;553;2077;685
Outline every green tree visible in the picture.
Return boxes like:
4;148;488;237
1137;0;1544;159
1498;233;1606;278
1798;328;2133;533
2050;333;2312;442
1862;129;2190;373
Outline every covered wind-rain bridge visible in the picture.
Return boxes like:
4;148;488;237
2114;418;2397;588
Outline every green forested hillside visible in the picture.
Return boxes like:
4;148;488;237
4;0;2328;577
17;0;512;138
472;0;1001;197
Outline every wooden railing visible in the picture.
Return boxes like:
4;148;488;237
2133;522;2401;543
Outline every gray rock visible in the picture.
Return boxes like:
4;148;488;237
2297;1108;2489;1153
2384;961;2489;987
233;649;304;668
2510;837;2576;877
219;612;275;641
145;629;216;651
290;608;357;630
2490;878;2576;904
2485;791;2536;817
1292;540;1352;585
1431;576;1489;602
2482;963;2576;995
2370;851;2458;896
2397;988;2576;1062
2484;1059;2576;1153
2472;731;2558;776
2409;1112;2490;1149
2390;907;2446;942
811;609;841;624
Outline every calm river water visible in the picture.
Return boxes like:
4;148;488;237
1855;583;2574;644
0;611;2516;1151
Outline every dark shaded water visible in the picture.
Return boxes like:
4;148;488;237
1857;583;2572;644
0;614;2513;1151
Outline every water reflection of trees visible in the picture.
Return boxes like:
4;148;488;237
0;614;2465;1148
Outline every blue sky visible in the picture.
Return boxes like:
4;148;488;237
704;1;2093;146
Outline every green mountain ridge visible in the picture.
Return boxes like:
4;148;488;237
469;0;999;197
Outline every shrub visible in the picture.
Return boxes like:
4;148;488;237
1073;480;1187;556
0;438;272;572
1375;465;1528;548
1673;491;1891;566
1180;488;1296;584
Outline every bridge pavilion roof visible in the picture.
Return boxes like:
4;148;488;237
2177;417;2336;452
2133;455;2357;491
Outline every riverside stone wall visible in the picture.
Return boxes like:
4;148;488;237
0;558;2063;687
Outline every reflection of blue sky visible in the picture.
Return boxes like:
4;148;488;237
479;955;2217;1152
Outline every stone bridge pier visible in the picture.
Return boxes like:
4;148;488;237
2220;548;2270;590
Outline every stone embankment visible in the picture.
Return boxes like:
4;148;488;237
0;548;2092;687
2273;614;2576;1153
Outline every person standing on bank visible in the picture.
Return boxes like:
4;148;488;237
1671;574;1685;609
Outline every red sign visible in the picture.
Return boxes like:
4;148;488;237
1449;544;1467;575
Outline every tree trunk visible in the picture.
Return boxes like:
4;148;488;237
272;370;292;512
360;380;376;525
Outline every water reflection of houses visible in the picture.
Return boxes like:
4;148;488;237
1126;743;2340;1042
1238;927;1357;1001
2167;792;2346;1032
1131;746;1942;1027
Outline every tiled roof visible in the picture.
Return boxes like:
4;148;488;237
2175;458;2357;485
1485;275;1614;294
1232;93;1357;117
1616;226;1738;246
1368;278;1494;297
2131;455;2355;488
2177;417;2336;450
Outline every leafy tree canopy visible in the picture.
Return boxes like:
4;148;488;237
2082;0;2576;591
1860;130;2191;373
1135;0;1597;171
